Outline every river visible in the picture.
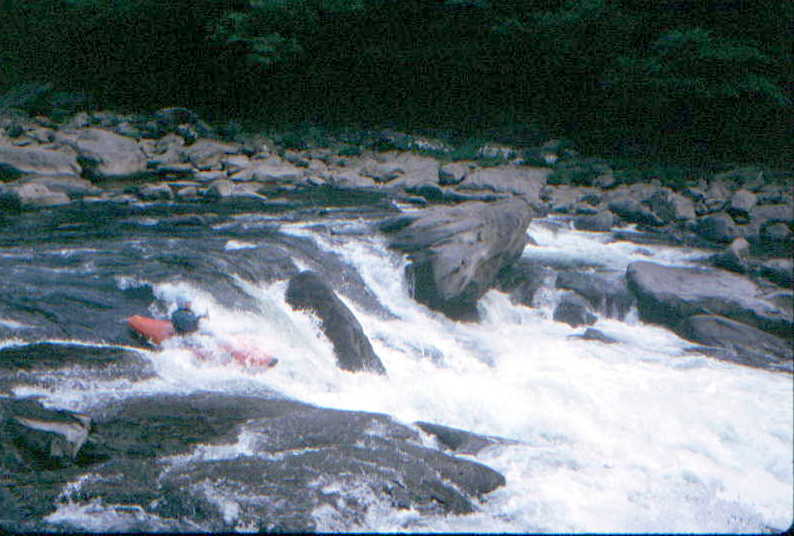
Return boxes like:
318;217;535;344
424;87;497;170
1;195;791;533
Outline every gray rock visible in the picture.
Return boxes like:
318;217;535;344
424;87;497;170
553;292;597;327
77;393;504;530
1;397;90;467
457;166;550;210
154;163;195;177
496;260;555;308
286;271;386;374
761;222;791;242
579;327;618;343
710;237;750;273
232;161;303;183
62;128;148;180
728;189;757;222
416;421;518;455
0;145;81;178
646;188;696;223
181;138;239;169
204;179;262;200
682;315;792;371
555;271;634;320
0;182;70;210
694;212;739;243
626;261;792;339
11;175;100;198
360;161;404;182
438;162;468;185
384;198;534;319
574;210;614;232
136;183;173;201
759;258;793;288
608;197;664;226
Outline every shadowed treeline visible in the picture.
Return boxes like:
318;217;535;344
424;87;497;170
1;0;790;163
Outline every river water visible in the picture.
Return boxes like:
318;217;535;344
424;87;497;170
2;198;791;533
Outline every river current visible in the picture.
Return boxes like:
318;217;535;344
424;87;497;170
1;197;791;533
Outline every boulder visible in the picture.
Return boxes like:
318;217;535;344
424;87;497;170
646;188;696;223
135;183;173;201
574;211;614;232
728;189;757;222
553;292;597;327
181;138;239;169
0;145;81;178
555;271;634;320
608;197;664;226
438;162;468;185
626;261;792;339
709;237;750;274
384;198;534;319
285;271;386;374
384;154;441;191
232;160;303;183
0;181;70;210
14;175;100;198
694;212;739;243
415;421;518;455
1;397;90;469
61;128;147;180
758;258;793;288
75;393;504;531
456;166;550;210
681;315;792;372
496;260;555;308
360;160;404;183
203;179;262;200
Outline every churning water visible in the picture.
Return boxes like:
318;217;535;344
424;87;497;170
6;213;792;533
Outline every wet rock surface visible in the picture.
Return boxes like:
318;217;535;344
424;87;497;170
1;393;507;533
383;198;534;319
286;271;386;374
626;261;792;340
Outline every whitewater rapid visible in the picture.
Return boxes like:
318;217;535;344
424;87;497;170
14;217;793;533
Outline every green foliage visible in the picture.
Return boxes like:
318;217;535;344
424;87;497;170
0;0;790;162
607;28;788;105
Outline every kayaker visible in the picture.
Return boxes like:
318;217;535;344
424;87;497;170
171;299;206;335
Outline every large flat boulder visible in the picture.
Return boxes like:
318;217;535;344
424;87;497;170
59;128;147;180
626;261;792;339
43;393;506;532
383;198;534;319
286;271;386;374
456;166;550;210
0;145;81;178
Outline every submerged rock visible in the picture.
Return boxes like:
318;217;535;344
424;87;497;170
416;421;518;455
286;271;386;374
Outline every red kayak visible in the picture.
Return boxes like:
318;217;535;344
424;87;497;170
127;315;278;369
